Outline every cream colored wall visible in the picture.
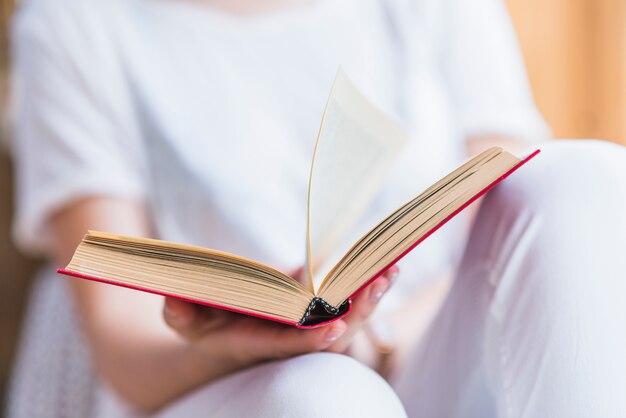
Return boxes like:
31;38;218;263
507;0;626;145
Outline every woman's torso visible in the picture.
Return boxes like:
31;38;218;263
111;0;465;279
9;1;468;416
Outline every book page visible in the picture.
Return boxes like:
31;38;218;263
304;69;407;294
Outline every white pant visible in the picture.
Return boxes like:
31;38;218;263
151;140;626;418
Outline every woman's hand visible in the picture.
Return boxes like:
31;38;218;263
163;265;399;374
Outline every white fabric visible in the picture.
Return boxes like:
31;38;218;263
8;0;553;417
155;353;406;418
6;270;98;418
393;140;626;417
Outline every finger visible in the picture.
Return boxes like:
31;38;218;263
349;276;391;323
163;298;197;327
163;298;226;341
289;266;305;282
327;276;392;352
382;264;400;282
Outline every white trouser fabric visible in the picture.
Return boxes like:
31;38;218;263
152;352;407;418
102;140;626;418
393;140;626;417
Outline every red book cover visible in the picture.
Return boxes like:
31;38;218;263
58;150;540;329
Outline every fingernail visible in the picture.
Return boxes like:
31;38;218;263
387;266;400;284
370;280;390;302
325;324;345;342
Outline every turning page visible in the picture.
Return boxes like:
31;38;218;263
304;69;407;293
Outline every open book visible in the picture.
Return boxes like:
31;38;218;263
59;70;539;328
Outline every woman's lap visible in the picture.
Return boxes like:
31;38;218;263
154;140;626;417
10;140;625;418
81;140;626;418
393;140;626;417
155;352;406;418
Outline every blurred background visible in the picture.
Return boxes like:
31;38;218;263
0;0;625;411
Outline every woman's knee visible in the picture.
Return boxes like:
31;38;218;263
156;352;406;418
467;140;625;310
251;352;406;418
489;139;626;221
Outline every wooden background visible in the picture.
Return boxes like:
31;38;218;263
1;0;625;411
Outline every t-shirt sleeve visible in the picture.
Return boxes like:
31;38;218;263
10;5;147;254
436;0;551;142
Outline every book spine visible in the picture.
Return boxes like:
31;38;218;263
297;297;352;328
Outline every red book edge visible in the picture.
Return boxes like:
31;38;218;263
57;149;539;329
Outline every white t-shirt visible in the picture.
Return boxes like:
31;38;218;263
12;0;547;283
9;0;548;415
